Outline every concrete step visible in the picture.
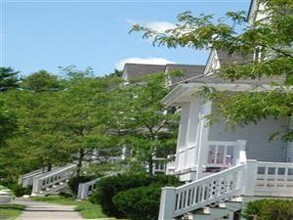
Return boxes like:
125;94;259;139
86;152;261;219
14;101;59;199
186;200;243;220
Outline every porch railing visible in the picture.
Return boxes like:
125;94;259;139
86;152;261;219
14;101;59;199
77;172;120;200
158;164;245;219
158;158;293;219
207;141;236;168
31;164;76;195
250;161;293;197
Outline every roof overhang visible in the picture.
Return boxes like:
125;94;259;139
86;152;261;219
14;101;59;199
162;82;292;107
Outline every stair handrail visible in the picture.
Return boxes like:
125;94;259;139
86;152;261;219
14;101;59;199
31;164;77;195
158;163;246;220
77;172;122;199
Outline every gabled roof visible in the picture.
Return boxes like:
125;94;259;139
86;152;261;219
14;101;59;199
122;63;205;85
123;63;165;79
165;64;205;85
216;50;253;66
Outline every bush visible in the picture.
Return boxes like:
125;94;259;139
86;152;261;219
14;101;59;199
113;184;162;220
68;176;95;197
8;184;32;197
243;199;293;220
89;173;180;218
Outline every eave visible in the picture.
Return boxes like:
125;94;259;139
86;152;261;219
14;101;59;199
161;82;292;107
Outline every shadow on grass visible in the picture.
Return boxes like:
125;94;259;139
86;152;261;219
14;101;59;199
0;204;25;211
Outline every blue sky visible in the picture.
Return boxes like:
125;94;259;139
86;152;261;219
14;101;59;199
1;0;250;76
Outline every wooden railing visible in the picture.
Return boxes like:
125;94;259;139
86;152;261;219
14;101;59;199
31;164;76;195
18;166;58;188
77;172;120;200
253;161;293;197
166;154;176;175
158;158;293;219
207;141;236;168
153;157;167;174
158;164;245;219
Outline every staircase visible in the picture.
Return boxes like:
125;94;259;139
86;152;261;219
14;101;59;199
77;172;122;199
19;164;77;196
31;164;77;196
158;159;293;220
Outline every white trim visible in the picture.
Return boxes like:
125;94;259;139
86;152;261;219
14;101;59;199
162;83;292;106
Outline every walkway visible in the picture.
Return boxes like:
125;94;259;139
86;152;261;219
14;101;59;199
13;198;83;220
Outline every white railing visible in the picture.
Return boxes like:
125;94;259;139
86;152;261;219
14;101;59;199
158;158;293;219
77;172;120;200
31;164;77;195
77;178;99;200
252;161;293;197
18;166;58;188
166;154;176;175
158;164;245;219
207;141;236;168
153;157;167;174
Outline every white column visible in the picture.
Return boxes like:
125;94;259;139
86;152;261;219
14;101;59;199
287;117;293;162
243;160;258;196
195;99;212;180
234;140;247;165
175;103;190;171
158;187;176;220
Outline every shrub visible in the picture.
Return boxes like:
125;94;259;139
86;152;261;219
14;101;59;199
89;173;180;218
243;199;293;220
68;176;95;197
8;184;32;197
113;184;162;220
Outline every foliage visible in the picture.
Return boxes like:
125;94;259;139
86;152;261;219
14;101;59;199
21;70;63;92
110;72;178;174
8;184;32;197
113;184;162;220
1;68;122;183
0;100;17;146
131;0;293;140
89;173;180;218
0;204;25;220
242;199;293;220
68;175;95;197
0;67;19;92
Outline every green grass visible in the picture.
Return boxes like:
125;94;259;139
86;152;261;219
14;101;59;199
31;196;114;219
0;204;25;220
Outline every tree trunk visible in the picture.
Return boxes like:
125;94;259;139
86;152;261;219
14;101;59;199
148;155;154;176
47;162;52;172
76;148;85;177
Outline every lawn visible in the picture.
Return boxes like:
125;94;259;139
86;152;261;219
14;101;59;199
0;204;25;220
31;195;114;219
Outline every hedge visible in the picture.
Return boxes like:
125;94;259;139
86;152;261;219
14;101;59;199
243;199;293;220
89;173;180;218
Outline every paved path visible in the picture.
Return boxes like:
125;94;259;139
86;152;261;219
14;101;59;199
13;198;83;220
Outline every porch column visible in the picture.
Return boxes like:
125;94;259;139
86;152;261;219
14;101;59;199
158;187;176;220
195;99;212;180
287;117;293;162
176;103;190;171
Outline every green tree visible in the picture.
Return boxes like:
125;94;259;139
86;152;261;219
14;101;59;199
55;69;122;176
111;73;178;175
0;100;17;147
0;67;19;91
21;70;63;92
131;0;293;140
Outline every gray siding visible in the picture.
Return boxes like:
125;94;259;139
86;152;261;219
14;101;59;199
208;115;288;162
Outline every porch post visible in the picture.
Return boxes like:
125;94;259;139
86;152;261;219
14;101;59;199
287;117;293;162
158;187;176;220
243;159;258;196
195;99;212;180
234;140;247;165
